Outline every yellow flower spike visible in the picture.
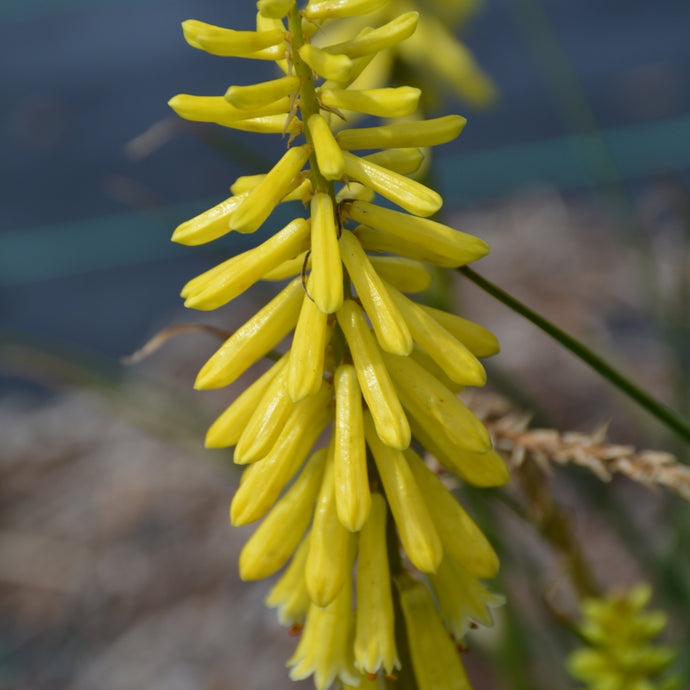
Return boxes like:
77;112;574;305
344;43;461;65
419;304;500;358
346;200;490;266
257;0;294;20
234;361;294;464
183;217;310;311
384;282;486;386
320;86;421;119
204;354;288;448
304;0;390;21
305;442;358;607
405;448;499;578
230;383;332;526
168;94;290;126
363;147;424;176
171;194;246;246
339;230;413;356
310;192;344;314
288;573;360;690
323;11;419;59
408;414;510;487
336;300;410;450
229;144;311;234
224;75;301;110
369;256;432;294
307;114;346;181
382;351;492;453
336;114;467;150
298;44;354;82
333;364;370;532
239;449;327;580
354;492;399;676
397;576;473;690
265;533;312;627
428;556;505;638
181;20;285;57
194;276;303;390
288;278;331;402
363;412;443;574
342;151;441;217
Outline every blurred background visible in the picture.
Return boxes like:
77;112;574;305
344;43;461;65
1;0;689;688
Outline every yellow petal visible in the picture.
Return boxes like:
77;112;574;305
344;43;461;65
364;413;442;573
320;86;420;119
305;444;358;607
204;354;288;448
339;229;413;355
369;256;431;293
230;145;311;234
171;194;246;246
304;0;389;20
354;492;399;675
194;277;303;390
405;449;499;578
384;282;486;386
225;75;300;110
342;151;442;217
419;304;500;357
298;44;354;82
310;192;344;314
265;533;312;626
333;364;370;532
308;113;346;180
346;201;490;266
182;20;285;57
382;351;491;453
239;449;327;580
230;383;332;525
337;115;467;150
336;300;410;449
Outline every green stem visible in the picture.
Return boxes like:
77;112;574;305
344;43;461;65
458;266;690;445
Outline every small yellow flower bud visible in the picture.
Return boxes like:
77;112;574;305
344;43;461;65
320;86;421;119
288;278;331;402
299;44;354;82
428;556;504;638
310;192;344;314
257;0;293;20
346;200;490;266
234;361;293;464
398;576;473;690
230;383;332;525
342;151;441;217
337;115;467;150
204;354;288;448
382;351;492;453
171;194;246;246
369;256;431;294
224;75;300;110
183;217;310;310
226;113;301;134
304;0;390;21
230;144;311;234
324;12;419;59
405;449;499;578
333;364;370;532
306;445;358;607
336;300;410;450
265;533;311;626
195;277;303;390
419;304;500;357
339;230;413;356
385;282;486;386
307;113;346;180
181;20;285;57
239;449;327;580
354;493;400;676
364;413;443;573
168;94;290;126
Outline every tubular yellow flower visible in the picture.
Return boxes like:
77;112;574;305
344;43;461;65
171;194;246;246
419;304;500;358
363;147;424;176
319;86;421;118
354;492;400;676
304;0;390;20
224;75;301;109
307;113;346;180
339;229;413;356
181;20;285;57
168;94;291;126
298;43;354;81
333;364;370;531
239;449;327;580
310;192;344;314
257;0;293;19
368;256;432;293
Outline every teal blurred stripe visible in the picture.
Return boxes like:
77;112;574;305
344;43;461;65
3;114;690;286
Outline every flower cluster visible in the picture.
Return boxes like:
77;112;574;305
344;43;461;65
567;584;680;690
170;1;507;687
